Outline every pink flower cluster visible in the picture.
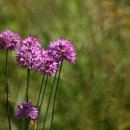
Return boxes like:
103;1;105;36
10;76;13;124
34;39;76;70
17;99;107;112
16;37;42;70
16;102;38;120
0;29;76;76
0;30;21;51
0;29;76;122
49;39;76;63
39;50;59;76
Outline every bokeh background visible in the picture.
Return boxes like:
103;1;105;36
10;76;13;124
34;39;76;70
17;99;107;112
1;0;130;130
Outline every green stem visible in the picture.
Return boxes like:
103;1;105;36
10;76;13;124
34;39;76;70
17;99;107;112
25;119;29;130
25;69;30;130
37;75;45;106
25;69;30;102
6;50;12;130
50;61;63;130
39;76;48;114
36;76;48;130
33;75;45;130
42;73;57;130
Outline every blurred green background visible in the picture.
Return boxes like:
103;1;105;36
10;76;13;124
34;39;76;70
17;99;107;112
1;0;130;130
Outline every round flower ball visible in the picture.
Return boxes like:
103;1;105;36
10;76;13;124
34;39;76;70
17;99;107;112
16;37;42;70
49;38;76;63
16;102;38;120
39;50;59;76
0;29;21;51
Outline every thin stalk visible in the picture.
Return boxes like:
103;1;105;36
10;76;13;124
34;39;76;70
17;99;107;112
33;75;45;130
50;61;63;130
39;76;48;114
6;50;12;130
36;75;45;106
25;69;30;130
25;119;29;130
25;69;30;102
36;76;48;130
42;73;57;130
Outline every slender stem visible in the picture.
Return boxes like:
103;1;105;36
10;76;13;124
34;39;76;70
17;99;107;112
6;50;12;130
25;69;30;102
39;76;48;114
37;75;45;106
33;120;36;130
42;73;57;130
25;119;29;130
36;76;48;130
50;61;63;130
33;75;45;130
25;69;30;130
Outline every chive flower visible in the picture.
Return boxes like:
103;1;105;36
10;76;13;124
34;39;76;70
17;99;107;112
16;102;38;120
16;37;42;70
39;50;59;76
49;38;76;63
0;29;21;51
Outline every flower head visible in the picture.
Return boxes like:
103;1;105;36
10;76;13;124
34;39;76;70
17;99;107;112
39;50;59;76
16;37;42;70
49;38;76;63
0;29;21;51
16;102;38;120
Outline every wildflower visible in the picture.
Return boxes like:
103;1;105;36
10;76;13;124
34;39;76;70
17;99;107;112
16;102;38;120
39;50;59;76
49;38;76;63
0;29;21;51
16;37;42;70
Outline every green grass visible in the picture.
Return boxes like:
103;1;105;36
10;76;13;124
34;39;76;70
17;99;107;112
1;0;130;130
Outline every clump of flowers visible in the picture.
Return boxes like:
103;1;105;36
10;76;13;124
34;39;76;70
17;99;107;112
16;37;42;70
16;102;38;120
0;29;77;130
0;29;21;51
39;50;59;76
49;38;76;63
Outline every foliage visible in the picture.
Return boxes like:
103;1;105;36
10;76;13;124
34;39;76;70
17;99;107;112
1;0;130;130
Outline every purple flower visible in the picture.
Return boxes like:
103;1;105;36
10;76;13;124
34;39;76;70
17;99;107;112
16;102;38;120
39;50;59;76
49;38;76;63
16;37;42;70
0;29;21;51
